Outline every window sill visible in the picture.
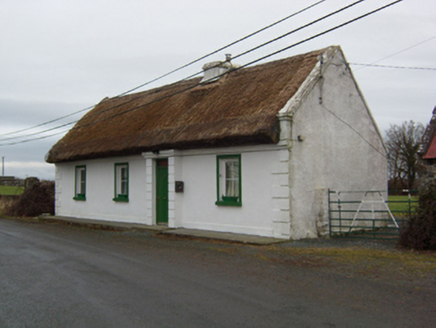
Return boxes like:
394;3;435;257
73;196;86;201
113;195;129;202
215;201;242;207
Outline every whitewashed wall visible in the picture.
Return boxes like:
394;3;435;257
55;155;148;224
280;47;388;239
165;146;290;238
55;145;291;238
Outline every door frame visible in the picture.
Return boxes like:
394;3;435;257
142;150;176;227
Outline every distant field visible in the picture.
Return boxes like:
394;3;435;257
388;195;419;214
0;186;24;196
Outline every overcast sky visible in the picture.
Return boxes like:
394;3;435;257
0;0;435;180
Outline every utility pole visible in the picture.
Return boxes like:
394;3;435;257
1;156;4;176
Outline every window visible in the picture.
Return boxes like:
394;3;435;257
216;155;241;206
74;165;86;201
114;163;129;202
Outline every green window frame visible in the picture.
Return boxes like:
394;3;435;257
216;154;242;207
113;163;129;202
73;165;86;201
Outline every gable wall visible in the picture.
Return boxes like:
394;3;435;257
286;49;388;239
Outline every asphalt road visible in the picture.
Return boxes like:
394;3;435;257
0;219;434;327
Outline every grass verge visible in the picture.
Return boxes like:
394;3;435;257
387;195;418;213
0;185;24;196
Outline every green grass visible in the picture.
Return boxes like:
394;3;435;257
0;185;24;196
388;195;418;214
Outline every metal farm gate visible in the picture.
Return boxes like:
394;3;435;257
328;190;417;239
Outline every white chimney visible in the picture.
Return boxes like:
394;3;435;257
200;54;236;84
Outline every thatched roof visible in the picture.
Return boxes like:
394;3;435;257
46;48;326;163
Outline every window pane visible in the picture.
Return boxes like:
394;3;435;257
115;164;128;198
225;160;239;197
226;179;239;197
75;166;86;198
80;169;86;194
217;155;241;205
121;167;127;195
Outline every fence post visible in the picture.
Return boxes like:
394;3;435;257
372;219;375;238
328;189;332;237
338;192;342;235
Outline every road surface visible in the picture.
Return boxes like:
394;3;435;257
0;219;434;327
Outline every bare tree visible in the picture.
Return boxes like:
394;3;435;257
385;121;425;190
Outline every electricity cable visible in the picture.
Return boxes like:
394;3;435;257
0;0;354;143
320;104;387;158
0;105;93;137
352;35;436;71
349;63;436;71
231;0;366;61
117;0;327;97
158;0;368;83
0;122;76;143
69;0;404;144
0;129;71;147
1;0;368;143
0;0;403;146
0;0;326;140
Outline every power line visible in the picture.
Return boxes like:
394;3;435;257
232;0;366;62
48;1;391;134
238;0;403;72
83;0;370;122
351;35;436;72
357;35;436;69
2;0;369;144
320;104;387;158
162;0;368;84
0;129;70;147
58;1;407;135
0;0;345;144
117;0;327;97
0;105;92;138
0;121;76;142
349;63;436;71
0;0;326;141
0;0;402;146
159;0;366;85
1;0;403;146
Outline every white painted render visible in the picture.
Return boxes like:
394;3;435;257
55;156;148;223
55;145;290;238
54;46;387;240
279;47;388;239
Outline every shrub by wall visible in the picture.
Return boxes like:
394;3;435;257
3;180;54;217
398;180;436;250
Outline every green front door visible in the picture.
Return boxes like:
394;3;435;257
156;159;169;224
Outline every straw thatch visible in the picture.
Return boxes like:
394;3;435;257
46;48;324;163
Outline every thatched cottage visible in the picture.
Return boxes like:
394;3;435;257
46;46;387;240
